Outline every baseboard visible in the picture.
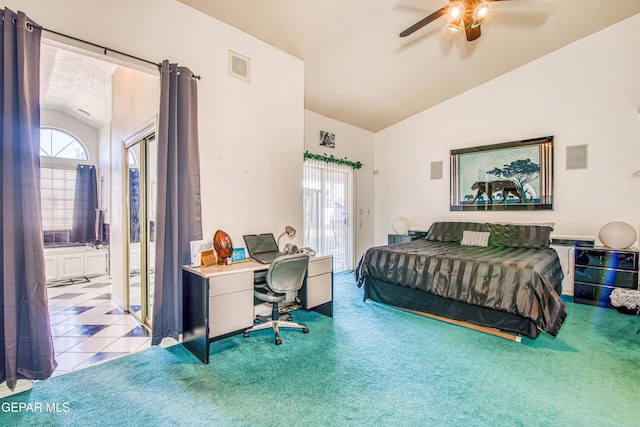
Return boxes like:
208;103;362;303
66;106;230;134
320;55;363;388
160;336;180;348
0;379;33;398
111;294;124;311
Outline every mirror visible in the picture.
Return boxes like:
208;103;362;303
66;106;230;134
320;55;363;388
125;131;156;326
147;137;157;324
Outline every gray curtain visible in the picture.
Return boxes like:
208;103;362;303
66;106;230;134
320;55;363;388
0;9;57;390
70;164;98;243
152;61;202;345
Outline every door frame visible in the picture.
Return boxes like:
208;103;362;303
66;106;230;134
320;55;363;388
122;117;157;326
303;159;355;272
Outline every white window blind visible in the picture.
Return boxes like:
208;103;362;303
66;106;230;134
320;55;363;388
40;167;76;230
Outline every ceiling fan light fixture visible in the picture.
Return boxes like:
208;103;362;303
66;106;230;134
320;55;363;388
471;2;490;28
449;2;465;19
448;17;463;32
448;1;465;31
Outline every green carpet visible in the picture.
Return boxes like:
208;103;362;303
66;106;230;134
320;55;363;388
2;272;640;426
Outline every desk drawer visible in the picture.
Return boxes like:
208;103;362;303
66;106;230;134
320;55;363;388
304;273;332;309
308;257;332;277
574;282;615;308
574;266;637;288
575;249;638;271
209;289;254;338
209;271;253;296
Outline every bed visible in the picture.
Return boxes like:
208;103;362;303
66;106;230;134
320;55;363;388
355;222;567;339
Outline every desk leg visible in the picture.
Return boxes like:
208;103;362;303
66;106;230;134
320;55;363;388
310;301;333;317
182;270;209;364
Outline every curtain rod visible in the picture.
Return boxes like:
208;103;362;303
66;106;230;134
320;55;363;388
38;26;201;80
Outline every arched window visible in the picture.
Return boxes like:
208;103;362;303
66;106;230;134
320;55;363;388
128;150;138;166
40;128;88;160
39;127;90;238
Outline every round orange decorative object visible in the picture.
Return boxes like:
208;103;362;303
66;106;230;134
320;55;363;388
213;230;233;266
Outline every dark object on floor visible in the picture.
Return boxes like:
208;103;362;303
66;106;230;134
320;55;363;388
616;306;639;315
47;276;91;287
575;247;639;309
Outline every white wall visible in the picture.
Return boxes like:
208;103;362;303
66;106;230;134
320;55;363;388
375;13;640;246
110;67;160;308
304;110;376;261
7;0;305;252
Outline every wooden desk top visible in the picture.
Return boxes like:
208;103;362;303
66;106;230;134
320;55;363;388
183;260;266;279
183;254;332;279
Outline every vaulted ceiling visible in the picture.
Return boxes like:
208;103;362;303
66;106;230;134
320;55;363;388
40;41;118;129
178;0;640;132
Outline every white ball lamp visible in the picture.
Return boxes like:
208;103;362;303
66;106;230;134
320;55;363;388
598;221;637;250
392;217;411;235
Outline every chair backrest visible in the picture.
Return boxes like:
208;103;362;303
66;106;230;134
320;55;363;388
266;253;310;294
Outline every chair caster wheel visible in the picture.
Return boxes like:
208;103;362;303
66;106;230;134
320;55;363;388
243;332;249;338
302;326;309;333
275;338;283;345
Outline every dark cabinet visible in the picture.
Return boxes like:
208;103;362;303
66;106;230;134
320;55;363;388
574;247;639;308
388;234;412;244
388;230;428;245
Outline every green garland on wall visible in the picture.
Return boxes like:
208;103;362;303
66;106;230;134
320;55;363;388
304;150;363;170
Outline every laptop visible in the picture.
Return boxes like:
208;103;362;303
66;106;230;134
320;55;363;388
243;233;284;264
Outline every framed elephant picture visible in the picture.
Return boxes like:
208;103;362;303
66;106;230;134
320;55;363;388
450;136;554;211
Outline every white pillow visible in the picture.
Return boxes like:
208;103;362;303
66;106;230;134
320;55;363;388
461;230;490;247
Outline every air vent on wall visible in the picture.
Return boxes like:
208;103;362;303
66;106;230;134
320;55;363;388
566;145;588;170
430;161;443;180
228;50;251;83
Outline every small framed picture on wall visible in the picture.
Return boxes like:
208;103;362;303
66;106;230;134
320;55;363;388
320;131;335;148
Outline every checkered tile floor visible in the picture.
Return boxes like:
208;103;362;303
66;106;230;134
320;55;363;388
47;276;151;376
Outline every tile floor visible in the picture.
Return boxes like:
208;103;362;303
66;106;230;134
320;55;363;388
47;275;151;376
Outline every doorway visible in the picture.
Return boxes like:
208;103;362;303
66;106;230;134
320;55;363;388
41;37;160;374
303;159;354;272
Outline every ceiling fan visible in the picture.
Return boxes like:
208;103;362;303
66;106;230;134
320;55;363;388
399;0;510;41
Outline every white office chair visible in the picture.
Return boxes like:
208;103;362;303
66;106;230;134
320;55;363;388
243;253;310;345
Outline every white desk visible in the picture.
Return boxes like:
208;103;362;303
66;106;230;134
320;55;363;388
182;255;333;364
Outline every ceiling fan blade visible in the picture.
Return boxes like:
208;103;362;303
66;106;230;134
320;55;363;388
399;7;448;37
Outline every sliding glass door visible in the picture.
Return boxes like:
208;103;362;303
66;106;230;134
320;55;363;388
125;132;156;326
303;159;354;272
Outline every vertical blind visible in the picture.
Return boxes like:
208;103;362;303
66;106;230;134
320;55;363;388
303;159;354;272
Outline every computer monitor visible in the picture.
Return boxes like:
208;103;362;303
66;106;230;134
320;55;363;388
243;233;279;255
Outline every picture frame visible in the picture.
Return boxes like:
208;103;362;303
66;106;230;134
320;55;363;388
200;249;216;267
450;136;553;211
319;131;335;148
232;247;247;263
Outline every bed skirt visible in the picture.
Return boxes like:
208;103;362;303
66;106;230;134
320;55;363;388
362;277;540;338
